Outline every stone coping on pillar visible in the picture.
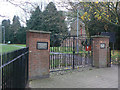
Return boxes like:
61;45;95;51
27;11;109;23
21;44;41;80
27;30;51;34
91;35;110;38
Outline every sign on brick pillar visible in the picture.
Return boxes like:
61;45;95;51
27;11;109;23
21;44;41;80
26;30;51;80
92;36;110;68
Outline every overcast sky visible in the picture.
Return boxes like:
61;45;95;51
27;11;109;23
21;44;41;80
0;0;69;26
0;0;118;26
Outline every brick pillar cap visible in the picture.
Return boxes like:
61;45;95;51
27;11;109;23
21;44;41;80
91;35;110;38
27;30;51;34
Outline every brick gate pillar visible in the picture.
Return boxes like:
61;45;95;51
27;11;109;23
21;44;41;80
92;36;110;68
26;30;51;80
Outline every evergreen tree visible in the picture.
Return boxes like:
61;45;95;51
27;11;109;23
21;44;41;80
43;2;68;46
27;6;43;30
43;2;67;35
10;15;21;43
12;15;21;32
26;2;68;46
16;27;27;44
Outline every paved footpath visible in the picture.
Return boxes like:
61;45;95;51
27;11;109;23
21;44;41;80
29;65;118;88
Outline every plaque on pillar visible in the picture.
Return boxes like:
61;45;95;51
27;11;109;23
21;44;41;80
37;42;48;50
100;43;106;49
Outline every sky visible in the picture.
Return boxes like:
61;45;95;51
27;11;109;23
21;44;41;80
0;0;69;26
0;0;118;26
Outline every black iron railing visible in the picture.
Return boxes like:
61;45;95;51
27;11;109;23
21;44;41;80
0;47;29;89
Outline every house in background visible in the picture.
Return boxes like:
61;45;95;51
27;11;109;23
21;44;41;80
61;20;87;51
70;20;86;37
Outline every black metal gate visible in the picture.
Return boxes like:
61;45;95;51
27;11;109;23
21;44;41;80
50;35;93;72
0;47;29;89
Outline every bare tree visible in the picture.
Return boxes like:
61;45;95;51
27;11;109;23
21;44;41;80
0;0;38;25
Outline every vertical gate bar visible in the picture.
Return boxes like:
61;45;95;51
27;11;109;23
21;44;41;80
2;66;3;89
70;54;71;68
60;54;61;68
56;54;57;68
63;39;66;52
73;36;75;69
51;54;52;69
52;54;54;69
21;50;23;88
7;54;9;88
3;54;5;89
51;47;52;52
91;38;93;66
55;54;58;68
58;47;59;52
5;54;8;88
69;37;70;52
67;38;69;53
85;53;86;65
49;55;51;70
52;54;55;69
71;37;73;52
65;54;67;68
27;48;29;84
58;54;60;69
77;53;79;67
64;39;66;52
69;36;70;52
55;54;56;69
54;45;56;52
5;54;7;88
66;38;67;52
53;54;54;69
110;47;111;67
66;38;68;53
70;37;71;52
60;54;61;69
82;53;83;67
12;57;14;88
69;53;72;68
2;54;4;90
4;54;6;89
54;54;55;69
61;40;65;52
51;55;52;70
53;37;54;52
50;54;53;69
61;54;62;69
88;51;89;66
68;54;70;67
50;44;51;52
50;54;52;69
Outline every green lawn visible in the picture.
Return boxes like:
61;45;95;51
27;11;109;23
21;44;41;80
0;44;119;65
50;47;88;53
10;44;26;47
0;44;26;54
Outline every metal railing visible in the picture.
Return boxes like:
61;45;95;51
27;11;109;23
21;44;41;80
0;47;29;89
50;35;92;71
